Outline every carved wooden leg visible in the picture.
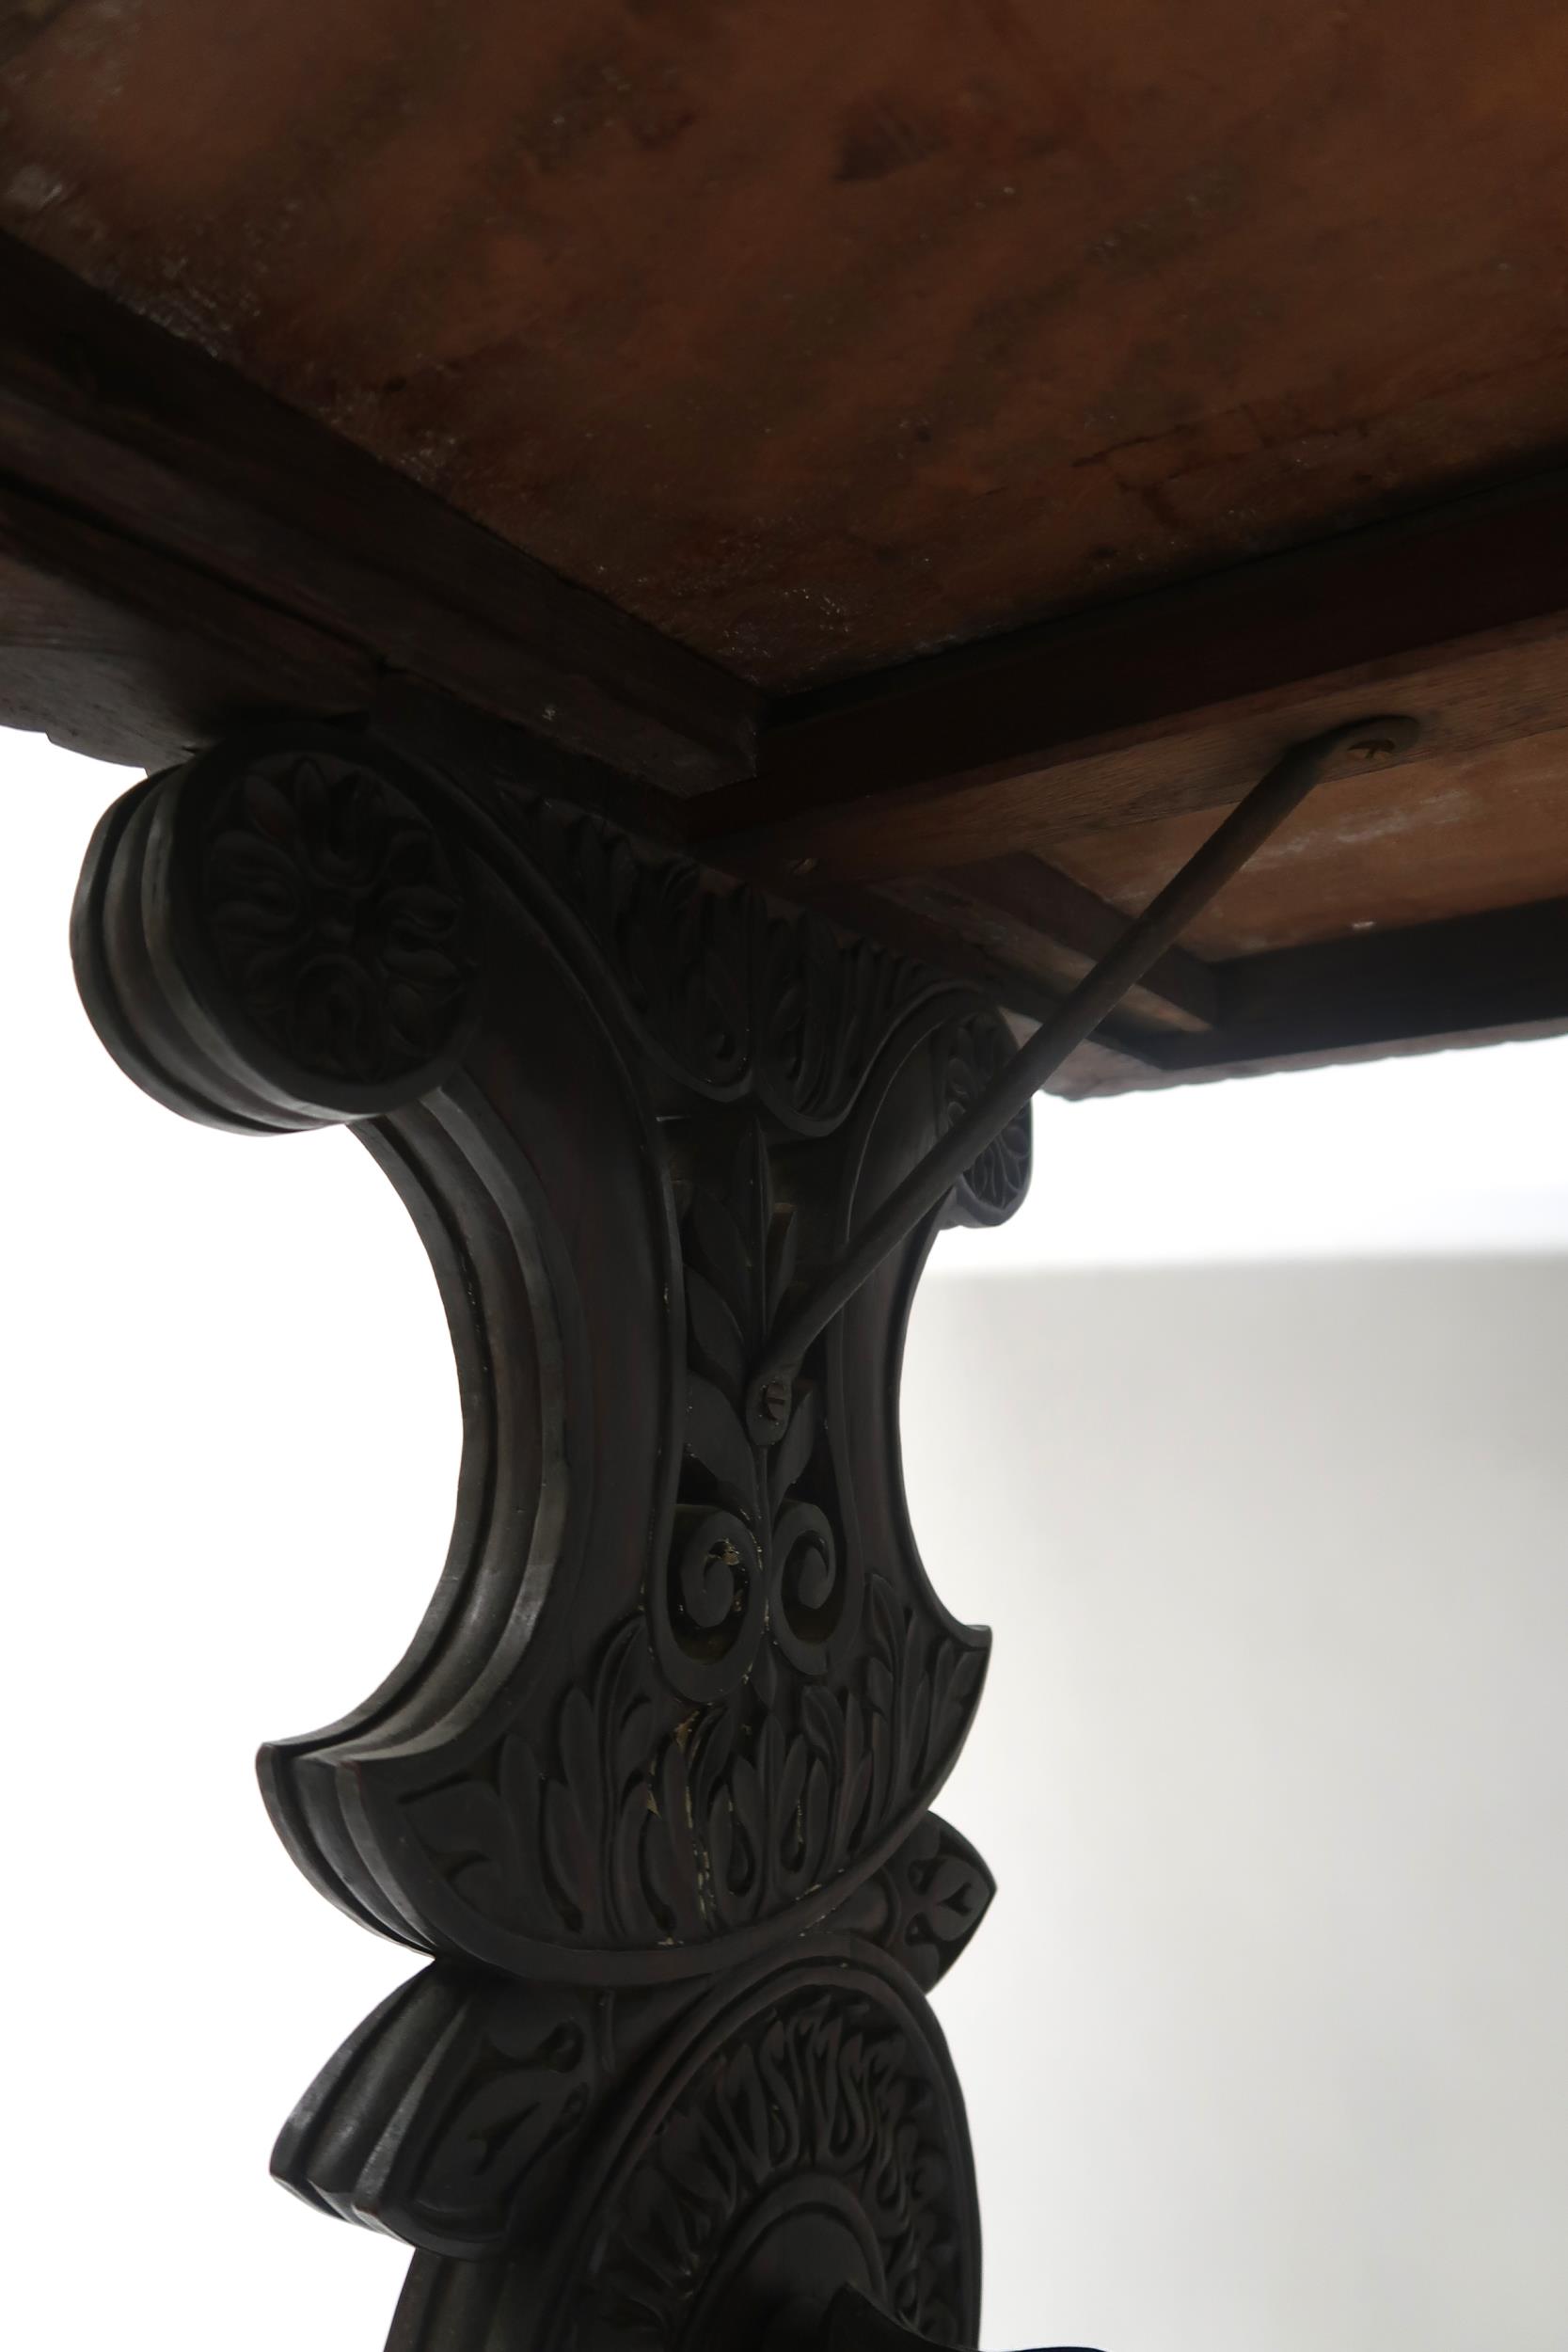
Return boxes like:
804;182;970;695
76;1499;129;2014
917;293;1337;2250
71;725;1032;2351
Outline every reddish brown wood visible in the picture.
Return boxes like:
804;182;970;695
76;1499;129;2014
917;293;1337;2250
749;721;1384;1398
0;234;757;792
8;3;1568;686
1038;893;1568;1096
6;17;1568;1094
690;474;1568;886
1049;723;1568;959
942;854;1218;1028
0;501;372;769
19;16;1568;2345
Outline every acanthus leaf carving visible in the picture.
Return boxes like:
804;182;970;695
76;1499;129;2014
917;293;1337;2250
657;1121;853;1700
493;792;946;1130
273;1966;695;2258
836;1814;997;1994
406;1574;985;1956
70;728;1022;2346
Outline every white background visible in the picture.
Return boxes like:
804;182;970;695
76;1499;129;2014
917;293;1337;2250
908;1263;1568;2351
3;728;1566;2349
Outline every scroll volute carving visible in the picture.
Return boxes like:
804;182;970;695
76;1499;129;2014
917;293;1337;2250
76;729;685;1967
71;723;1032;2350
72;724;1027;1982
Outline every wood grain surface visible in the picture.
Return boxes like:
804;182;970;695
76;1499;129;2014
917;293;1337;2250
7;0;1568;685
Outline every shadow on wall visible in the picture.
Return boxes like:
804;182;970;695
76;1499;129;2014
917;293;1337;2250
905;1259;1568;2352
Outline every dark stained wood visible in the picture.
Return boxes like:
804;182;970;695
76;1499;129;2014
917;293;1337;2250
0;234;757;791
0;494;374;769
8;3;1568;685
753;862;1568;1104
823;2284;1069;2352
71;722;1020;2348
868;872;1212;1041
752;724;1359;1394
360;677;1162;1089
1198;895;1568;1071
1035;893;1568;1097
4;12;1568;1098
804;877;1162;1092
24;16;1568;2344
877;871;1180;1025
9;223;1568;1094
689;469;1568;886
942;853;1218;1026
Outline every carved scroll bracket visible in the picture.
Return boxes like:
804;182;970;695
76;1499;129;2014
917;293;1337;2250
71;722;1032;2351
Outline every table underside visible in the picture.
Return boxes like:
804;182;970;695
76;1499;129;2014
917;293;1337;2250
5;0;1568;1089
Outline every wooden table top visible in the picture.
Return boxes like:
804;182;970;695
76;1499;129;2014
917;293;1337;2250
5;2;1568;1092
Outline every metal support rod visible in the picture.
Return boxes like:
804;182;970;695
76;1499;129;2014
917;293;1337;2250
748;714;1420;1422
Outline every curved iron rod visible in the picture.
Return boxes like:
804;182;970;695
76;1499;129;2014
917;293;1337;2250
747;713;1420;1424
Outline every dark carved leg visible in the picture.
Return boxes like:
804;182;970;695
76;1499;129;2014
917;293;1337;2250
71;724;1032;2350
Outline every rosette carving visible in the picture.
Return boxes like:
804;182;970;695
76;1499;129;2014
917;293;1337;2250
69;724;1030;2352
568;1963;976;2352
199;749;472;1087
72;725;479;1130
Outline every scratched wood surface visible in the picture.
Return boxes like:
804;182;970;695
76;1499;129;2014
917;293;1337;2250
7;0;1568;1078
6;0;1568;692
1049;728;1568;959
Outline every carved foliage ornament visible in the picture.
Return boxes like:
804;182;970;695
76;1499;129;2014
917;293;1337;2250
666;1122;842;1695
404;1580;985;1955
202;750;473;1086
70;724;1030;2351
272;1820;993;2259
572;1966;975;2352
497;793;951;1131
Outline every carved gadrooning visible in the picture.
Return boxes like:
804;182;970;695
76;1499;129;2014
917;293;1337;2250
567;1961;977;2352
272;1820;993;2259
373;1947;981;2352
70;723;1031;2352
